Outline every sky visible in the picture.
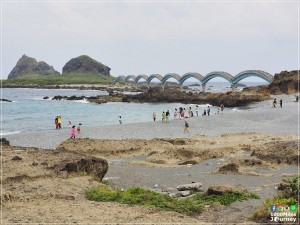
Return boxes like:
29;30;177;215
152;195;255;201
1;0;299;82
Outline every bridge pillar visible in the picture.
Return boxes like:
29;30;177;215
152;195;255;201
135;83;138;90
147;83;150;90
231;84;236;92
162;84;165;92
202;84;206;93
180;84;183;92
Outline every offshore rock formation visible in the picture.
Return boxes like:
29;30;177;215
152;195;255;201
122;87;270;107
268;70;299;94
62;55;111;76
8;55;60;79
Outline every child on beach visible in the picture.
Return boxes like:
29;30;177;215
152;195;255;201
162;111;166;122
77;123;81;133
184;120;190;133
153;112;156;122
71;125;76;139
119;116;122;124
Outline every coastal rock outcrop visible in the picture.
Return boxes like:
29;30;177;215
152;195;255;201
268;70;299;94
122;87;270;107
8;55;60;79
62;55;111;76
55;156;108;181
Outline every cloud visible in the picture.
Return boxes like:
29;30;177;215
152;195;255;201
1;1;298;78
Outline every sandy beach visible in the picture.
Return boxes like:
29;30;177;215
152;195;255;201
3;94;299;224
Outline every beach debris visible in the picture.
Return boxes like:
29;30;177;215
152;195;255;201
54;156;108;182
177;183;202;191
58;170;68;178
11;156;22;161
207;185;247;195
179;190;192;197
1;138;10;146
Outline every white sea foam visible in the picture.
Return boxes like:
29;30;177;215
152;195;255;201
0;131;21;136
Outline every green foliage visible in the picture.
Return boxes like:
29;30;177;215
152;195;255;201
86;187;259;215
191;192;260;206
281;176;299;200
252;176;299;223
2;73;115;85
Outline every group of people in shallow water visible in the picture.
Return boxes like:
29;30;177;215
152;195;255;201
152;103;225;133
54;116;82;139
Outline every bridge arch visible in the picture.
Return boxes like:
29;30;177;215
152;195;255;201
147;74;163;83
135;74;148;83
202;71;234;84
179;72;204;84
232;70;273;84
161;73;180;83
125;75;136;83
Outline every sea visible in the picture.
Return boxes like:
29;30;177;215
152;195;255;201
1;82;267;135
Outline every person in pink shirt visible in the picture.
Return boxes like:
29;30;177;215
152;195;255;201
71;125;76;139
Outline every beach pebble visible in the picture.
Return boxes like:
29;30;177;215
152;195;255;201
154;184;159;188
177;183;202;191
32;162;38;166
180;190;192;197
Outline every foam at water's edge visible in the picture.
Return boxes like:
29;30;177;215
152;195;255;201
1;131;21;136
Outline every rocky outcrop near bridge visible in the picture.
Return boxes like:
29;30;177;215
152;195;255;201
268;70;299;94
8;55;60;79
62;55;111;76
122;87;270;107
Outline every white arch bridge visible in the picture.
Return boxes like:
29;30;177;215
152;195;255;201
115;70;273;92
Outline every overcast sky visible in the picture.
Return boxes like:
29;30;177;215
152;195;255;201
1;0;298;81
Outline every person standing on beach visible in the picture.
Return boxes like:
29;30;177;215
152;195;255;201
179;107;183;119
220;104;224;114
273;98;277;108
77;123;82;133
207;106;210;116
153;112;156;122
162;111;166;122
55;116;59;129
279;99;282;108
118;116;122;124
166;110;170;123
174;108;178;119
58;116;62;129
68;121;72;129
71;125;76;139
195;105;199;116
184;120;190;133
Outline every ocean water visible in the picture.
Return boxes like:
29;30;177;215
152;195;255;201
1;82;266;135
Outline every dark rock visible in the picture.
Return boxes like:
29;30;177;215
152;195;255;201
43;96;49;99
178;160;198;165
218;163;239;174
8;54;60;79
55;156;108;181
32;162;38;166
62;55;111;76
41;161;48;166
1;138;10;146
269;70;300;94
122;87;270;107
12;156;22;161
0;99;12;102
207;185;247;195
